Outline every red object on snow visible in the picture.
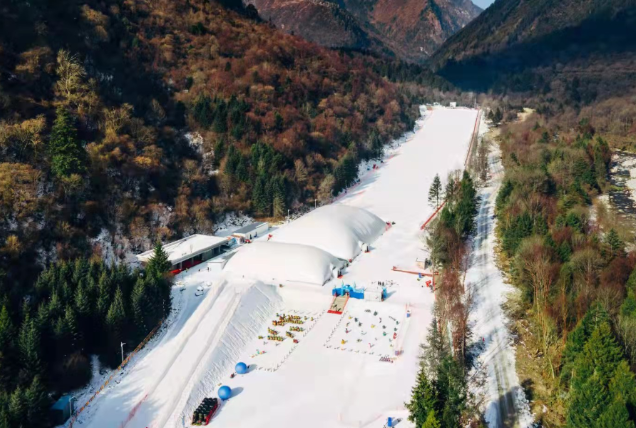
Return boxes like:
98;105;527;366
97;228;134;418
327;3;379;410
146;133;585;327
267;234;273;241
171;268;182;275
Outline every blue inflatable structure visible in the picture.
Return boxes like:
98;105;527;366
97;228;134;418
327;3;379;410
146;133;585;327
332;283;387;301
218;385;232;400
332;284;364;299
235;362;247;374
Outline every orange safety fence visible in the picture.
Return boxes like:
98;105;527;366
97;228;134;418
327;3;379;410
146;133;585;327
68;319;164;427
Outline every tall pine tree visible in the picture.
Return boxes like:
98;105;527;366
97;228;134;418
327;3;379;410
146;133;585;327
406;366;438;428
428;174;443;209
49;107;86;177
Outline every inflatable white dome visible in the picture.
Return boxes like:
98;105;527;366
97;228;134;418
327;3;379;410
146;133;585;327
271;204;385;260
222;242;342;286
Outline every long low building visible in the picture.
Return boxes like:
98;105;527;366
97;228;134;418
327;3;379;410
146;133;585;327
231;222;269;241
137;234;230;272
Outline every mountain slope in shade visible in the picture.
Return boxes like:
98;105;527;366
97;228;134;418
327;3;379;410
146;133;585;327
346;0;482;60
247;0;481;62
431;0;636;100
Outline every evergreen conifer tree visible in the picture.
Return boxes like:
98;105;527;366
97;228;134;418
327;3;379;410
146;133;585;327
596;401;634;428
131;277;149;336
147;242;171;278
97;271;113;317
428;174;443;209
0;306;14;351
606;229;624;258
18;315;42;380
422;411;442;428
406;366;438;428
24;376;47;427
49;107;86;177
48;291;62;319
75;284;91;319
64;306;79;352
8;386;25;427
106;288;126;335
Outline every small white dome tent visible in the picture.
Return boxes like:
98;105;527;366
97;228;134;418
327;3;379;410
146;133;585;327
271;205;385;260
222;242;342;286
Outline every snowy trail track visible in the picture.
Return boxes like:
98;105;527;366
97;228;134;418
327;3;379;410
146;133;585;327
82;108;480;428
466;138;533;428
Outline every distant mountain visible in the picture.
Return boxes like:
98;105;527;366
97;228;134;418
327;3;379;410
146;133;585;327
431;0;636;102
246;0;482;62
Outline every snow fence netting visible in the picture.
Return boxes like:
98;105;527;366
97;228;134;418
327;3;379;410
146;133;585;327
222;241;343;286
270;205;385;260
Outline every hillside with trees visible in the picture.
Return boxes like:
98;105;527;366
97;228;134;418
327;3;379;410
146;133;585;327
492;112;636;426
0;245;171;427
0;0;424;279
0;0;437;425
431;0;636;107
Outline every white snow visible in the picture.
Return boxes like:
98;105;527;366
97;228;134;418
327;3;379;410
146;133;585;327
465;115;534;428
222;241;343;286
77;107;479;428
270;204;386;260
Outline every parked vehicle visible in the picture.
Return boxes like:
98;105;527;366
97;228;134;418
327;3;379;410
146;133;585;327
192;397;219;426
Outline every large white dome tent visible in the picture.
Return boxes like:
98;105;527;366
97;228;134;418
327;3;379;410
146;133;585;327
222;241;343;286
270;204;385;260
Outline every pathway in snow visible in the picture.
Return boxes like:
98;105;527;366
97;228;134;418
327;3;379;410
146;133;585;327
465;130;533;428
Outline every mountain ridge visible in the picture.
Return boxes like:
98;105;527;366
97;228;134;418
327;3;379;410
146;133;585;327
431;0;636;103
246;0;482;62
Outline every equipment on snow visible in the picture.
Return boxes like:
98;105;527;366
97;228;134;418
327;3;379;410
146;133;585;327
191;397;219;425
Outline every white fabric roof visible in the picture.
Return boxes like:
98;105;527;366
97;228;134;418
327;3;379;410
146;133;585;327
270;205;385;260
136;234;228;265
222;242;342;286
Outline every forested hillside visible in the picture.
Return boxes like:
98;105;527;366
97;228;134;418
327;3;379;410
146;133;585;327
0;0;432;425
0;0;422;279
431;0;636;106
494;114;636;426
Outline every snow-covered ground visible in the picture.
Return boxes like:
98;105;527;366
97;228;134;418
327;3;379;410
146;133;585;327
77;107;479;428
465;117;534;428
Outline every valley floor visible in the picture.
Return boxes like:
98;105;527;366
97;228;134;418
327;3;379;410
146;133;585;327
71;107;479;428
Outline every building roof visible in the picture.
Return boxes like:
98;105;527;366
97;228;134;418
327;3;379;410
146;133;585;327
136;234;228;265
232;222;267;235
222;241;342;286
51;395;73;411
270;205;385;260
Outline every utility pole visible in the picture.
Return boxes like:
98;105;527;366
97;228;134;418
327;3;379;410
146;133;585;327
314;198;317;209
120;342;126;364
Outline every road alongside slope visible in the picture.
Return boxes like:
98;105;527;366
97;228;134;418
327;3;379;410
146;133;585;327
465;130;533;428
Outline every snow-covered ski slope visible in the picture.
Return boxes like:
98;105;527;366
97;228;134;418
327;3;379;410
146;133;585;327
82;107;478;428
